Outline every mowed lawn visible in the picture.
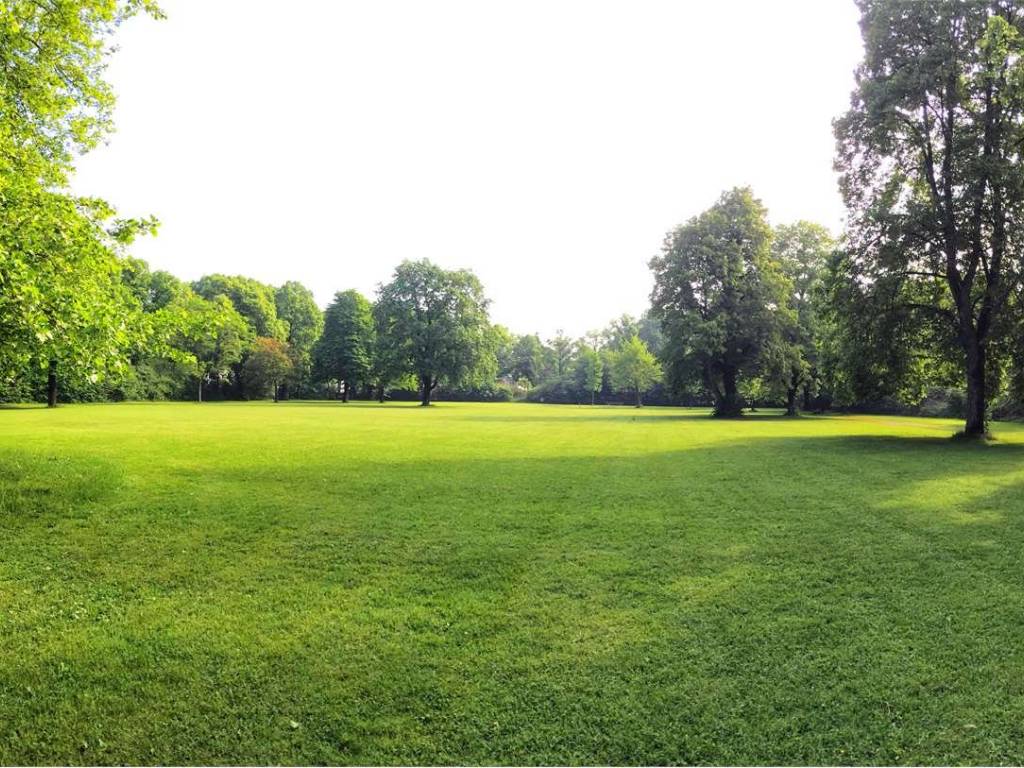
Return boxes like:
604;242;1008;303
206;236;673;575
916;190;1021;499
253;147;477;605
2;402;1024;764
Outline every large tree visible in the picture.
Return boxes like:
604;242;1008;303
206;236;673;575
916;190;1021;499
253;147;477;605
313;290;375;402
374;259;495;406
0;0;160;402
650;187;790;416
772;222;835;414
275;281;323;397
0;0;162;187
835;0;1024;436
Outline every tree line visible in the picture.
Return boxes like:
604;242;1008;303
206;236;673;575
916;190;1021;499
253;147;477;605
5;1;1024;437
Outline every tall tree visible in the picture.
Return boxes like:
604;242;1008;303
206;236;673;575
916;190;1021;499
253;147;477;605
650;187;789;416
773;222;834;414
0;190;155;405
835;0;1024;436
275;281;323;398
374;259;495;406
313;290;374;402
0;0;161;402
609;335;661;407
548;330;574;376
574;344;604;405
0;0;163;188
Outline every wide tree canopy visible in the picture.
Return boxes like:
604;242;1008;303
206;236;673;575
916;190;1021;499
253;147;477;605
650;187;790;416
374;259;496;405
835;0;1024;435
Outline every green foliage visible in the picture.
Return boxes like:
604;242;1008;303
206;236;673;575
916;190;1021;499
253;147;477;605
508;334;545;385
835;0;1024;435
650;187;791;416
275;281;323;356
243;337;294;400
314;290;374;397
0;186;154;398
0;0;163;186
374;259;496;404
608;335;661;406
193;274;288;341
574;344;603;404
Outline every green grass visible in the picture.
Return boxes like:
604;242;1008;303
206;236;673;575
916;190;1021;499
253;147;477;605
2;401;1024;764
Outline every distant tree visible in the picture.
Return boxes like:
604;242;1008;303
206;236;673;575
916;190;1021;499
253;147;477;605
275;281;323;354
510;334;545;385
374;259;495;405
243;338;294;402
275;281;323;398
314;290;374;402
548;330;574;376
193;274;287;341
650;187;790;417
835;0;1024;436
174;294;253;402
574;344;604;405
609;335;661;407
773;221;834;414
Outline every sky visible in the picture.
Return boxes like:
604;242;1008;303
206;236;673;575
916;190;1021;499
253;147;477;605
72;0;864;339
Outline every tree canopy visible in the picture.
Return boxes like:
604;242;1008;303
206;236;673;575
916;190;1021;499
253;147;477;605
374;260;496;405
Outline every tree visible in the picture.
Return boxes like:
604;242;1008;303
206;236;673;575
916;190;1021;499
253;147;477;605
609;335;661;407
275;281;323;398
193;274;287;340
313;290;374;402
773;222;834;414
650;187;790;417
0;189;155;406
0;0;163;188
574;344;604;405
548;330;574;376
835;0;1024;437
374;259;495;406
243;338;294;402
509;334;546;385
0;0;161;403
174;293;253;402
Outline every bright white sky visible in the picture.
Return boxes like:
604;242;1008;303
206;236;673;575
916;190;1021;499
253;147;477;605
73;0;863;339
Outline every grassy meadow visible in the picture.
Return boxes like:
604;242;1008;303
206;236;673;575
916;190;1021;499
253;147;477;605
2;401;1024;764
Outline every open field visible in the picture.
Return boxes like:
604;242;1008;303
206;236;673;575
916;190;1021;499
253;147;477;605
2;402;1024;764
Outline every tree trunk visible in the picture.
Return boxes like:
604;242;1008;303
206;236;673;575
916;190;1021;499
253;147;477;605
420;374;433;406
342;380;349;403
591;391;595;406
377;384;385;403
198;376;203;403
635;387;642;407
964;337;987;437
273;383;279;403
46;360;58;408
802;383;812;412
786;387;797;417
715;366;742;417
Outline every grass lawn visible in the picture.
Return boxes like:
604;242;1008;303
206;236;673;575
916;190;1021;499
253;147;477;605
2;401;1024;764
